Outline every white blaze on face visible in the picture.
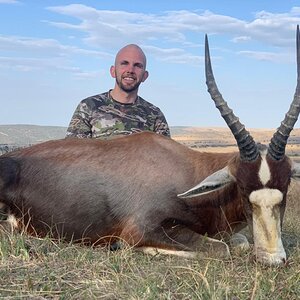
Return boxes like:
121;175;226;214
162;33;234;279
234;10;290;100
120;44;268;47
247;152;286;265
249;188;286;265
258;151;271;185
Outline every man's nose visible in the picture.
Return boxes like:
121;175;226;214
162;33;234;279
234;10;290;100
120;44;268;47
125;64;135;73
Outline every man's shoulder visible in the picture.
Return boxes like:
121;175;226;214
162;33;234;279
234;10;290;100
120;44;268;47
137;96;164;115
77;92;111;111
81;92;109;104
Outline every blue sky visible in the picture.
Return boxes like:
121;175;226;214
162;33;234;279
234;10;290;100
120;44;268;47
1;0;300;128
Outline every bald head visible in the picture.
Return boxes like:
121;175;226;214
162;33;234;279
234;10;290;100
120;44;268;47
115;44;147;69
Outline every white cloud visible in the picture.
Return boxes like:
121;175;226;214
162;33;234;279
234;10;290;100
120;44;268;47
46;5;186;48
0;0;20;3
0;35;112;58
72;70;105;80
0;55;104;79
238;51;292;63
42;4;300;70
46;5;300;50
232;36;252;43
1;5;300;79
143;45;201;65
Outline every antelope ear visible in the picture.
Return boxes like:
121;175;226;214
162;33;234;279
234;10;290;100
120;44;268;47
177;166;235;198
291;161;300;180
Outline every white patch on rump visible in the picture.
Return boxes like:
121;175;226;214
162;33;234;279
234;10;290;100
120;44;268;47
7;214;18;229
0;202;18;231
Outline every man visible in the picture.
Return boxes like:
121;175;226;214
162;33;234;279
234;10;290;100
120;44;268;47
66;44;170;139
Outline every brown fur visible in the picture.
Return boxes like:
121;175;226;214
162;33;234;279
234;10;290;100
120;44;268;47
0;132;292;253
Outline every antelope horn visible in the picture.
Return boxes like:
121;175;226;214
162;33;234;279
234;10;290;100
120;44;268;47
268;25;300;160
205;35;259;161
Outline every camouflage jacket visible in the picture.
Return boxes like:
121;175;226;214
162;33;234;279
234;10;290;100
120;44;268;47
66;91;170;139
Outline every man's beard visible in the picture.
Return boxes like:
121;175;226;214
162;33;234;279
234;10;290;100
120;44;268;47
116;77;141;93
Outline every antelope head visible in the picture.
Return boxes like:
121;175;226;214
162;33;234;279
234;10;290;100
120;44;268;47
179;26;300;265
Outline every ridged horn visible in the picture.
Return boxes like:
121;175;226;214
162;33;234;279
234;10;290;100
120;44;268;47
205;35;259;161
268;25;300;160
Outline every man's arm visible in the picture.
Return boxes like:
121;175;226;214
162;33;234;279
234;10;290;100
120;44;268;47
65;101;92;138
154;112;171;137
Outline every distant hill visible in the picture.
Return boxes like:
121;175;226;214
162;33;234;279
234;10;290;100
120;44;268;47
171;126;300;145
170;126;300;157
1;124;300;155
0;124;67;145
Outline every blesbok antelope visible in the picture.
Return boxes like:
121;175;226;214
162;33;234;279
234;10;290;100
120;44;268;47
1;28;300;266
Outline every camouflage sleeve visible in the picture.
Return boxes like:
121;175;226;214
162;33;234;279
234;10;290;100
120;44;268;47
154;111;171;137
65;101;92;138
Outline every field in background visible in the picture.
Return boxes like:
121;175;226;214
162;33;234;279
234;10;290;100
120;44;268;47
172;126;300;157
2;125;300;155
0;125;299;298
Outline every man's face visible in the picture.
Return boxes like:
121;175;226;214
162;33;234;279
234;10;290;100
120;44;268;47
110;46;148;93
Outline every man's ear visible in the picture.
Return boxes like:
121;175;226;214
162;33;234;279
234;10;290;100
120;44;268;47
142;70;149;82
110;65;116;78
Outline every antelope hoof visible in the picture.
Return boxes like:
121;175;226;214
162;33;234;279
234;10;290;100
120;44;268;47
230;233;250;254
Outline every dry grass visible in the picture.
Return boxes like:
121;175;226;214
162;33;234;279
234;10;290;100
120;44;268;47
172;127;300;156
0;181;299;299
171;127;300;143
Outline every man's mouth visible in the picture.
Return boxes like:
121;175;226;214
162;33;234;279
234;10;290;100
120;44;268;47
122;77;136;84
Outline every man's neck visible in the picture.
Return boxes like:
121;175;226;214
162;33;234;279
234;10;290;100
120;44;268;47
110;88;138;104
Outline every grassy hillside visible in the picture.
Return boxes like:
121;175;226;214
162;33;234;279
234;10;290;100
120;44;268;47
0;124;67;145
1;124;300;145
